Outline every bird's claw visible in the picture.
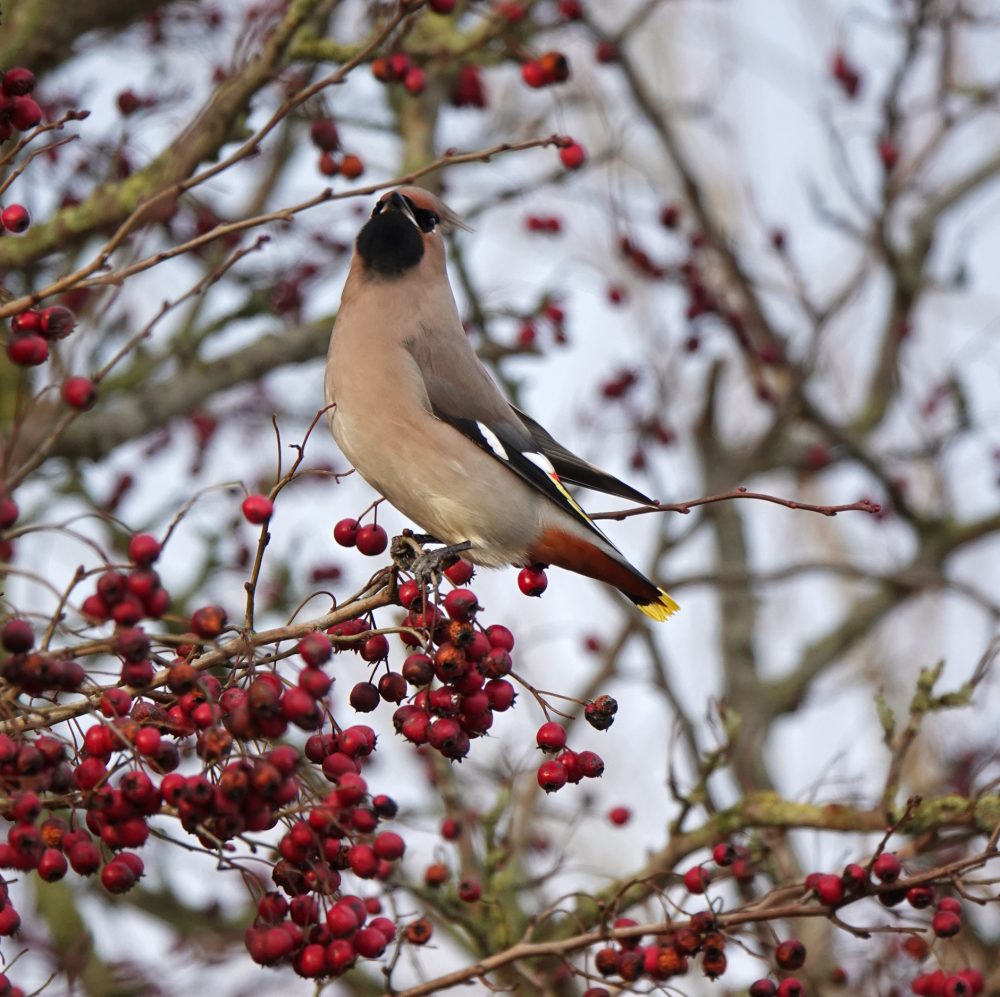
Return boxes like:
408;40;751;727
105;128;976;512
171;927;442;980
391;535;472;586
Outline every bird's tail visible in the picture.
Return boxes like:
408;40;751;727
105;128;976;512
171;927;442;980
633;588;680;622
529;528;679;623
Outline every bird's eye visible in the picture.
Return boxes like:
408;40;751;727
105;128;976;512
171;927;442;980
414;209;439;233
371;202;384;218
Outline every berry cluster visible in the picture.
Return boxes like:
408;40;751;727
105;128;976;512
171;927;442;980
79;534;169;630
5;305;79;369
309;117;364;180
371;53;427;98
0;67;42;142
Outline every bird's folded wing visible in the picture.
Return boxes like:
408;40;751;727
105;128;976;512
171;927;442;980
431;407;618;550
511;406;655;506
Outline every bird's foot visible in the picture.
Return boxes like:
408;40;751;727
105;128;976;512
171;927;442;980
404;540;473;586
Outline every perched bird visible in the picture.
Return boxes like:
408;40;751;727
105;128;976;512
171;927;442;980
325;187;677;621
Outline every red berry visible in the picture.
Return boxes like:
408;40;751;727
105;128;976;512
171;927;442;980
100;859;138;894
37;848;68;882
340;154;364;180
535;722;567;753
428;0;455;11
907;885;934;908
932;909;962;937
444;558;474;584
190;604;227;638
9;97;42;131
350;682;380;712
458;879;481;902
776;981;803;997
521;61;547;88
537;759;568;793
517;565;547;597
373;831;405;861
0;498;19;530
318;151;339;176
1;620;34;653
813;873;844;906
61;376;97;410
774;939;806;971
872;852;901;883
748;981;777;997
559;142;586;170
128;533;161;565
2;68;36;97
6;334;48;366
241;494;273;524
403;67;427;95
486;624;514;650
309;119;340;151
878;137;899;170
134;726;161;755
683;865;710;893
0;205;30;234
333;518;359;547
67;840;100;875
355;523;388;556
937;896;962;914
353;926;386;958
298;631;332;666
443;588;479;622
0;906;20;936
595;40;619;63
608;806;631;826
39;305;76;340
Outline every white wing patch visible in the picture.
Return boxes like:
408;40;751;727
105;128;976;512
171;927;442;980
477;422;509;461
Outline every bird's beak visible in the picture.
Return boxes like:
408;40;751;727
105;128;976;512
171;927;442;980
385;191;420;231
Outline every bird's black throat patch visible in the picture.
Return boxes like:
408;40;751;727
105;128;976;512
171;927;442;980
356;212;424;276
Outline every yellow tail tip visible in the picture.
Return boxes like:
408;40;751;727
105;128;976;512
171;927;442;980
637;589;679;622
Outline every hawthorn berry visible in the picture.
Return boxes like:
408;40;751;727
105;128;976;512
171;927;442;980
584;694;618;730
774;939;806;971
61;376;97;410
242;494;273;523
444;558;474;584
776;981;804;997
683;865;711;893
749;981;777;997
6;335;48;366
128;533;161;565
813;873;844;906
190;604;227;638
340;154;364;180
0;205;30;234
1;620;33;653
355;523;388;556
517;565;547;597
608;806;631;826
333;518;359;547
932;909;962;937
9;97;41;130
2;68;35;96
537;759;568;793
39;305;76;340
872;851;901;883
535;722;567;753
457;878;481;902
309;119;340;151
559;142;586;170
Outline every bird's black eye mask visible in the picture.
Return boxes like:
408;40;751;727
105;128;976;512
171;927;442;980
357;193;444;275
370;195;439;233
